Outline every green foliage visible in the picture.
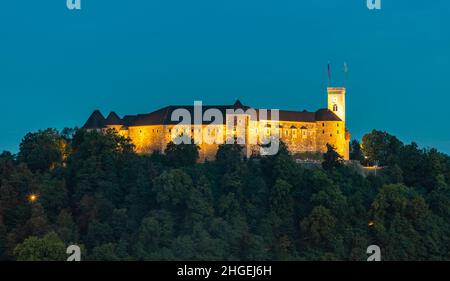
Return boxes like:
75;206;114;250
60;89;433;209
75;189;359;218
18;129;67;172
1;127;449;260
362;129;403;166
216;143;244;171
164;140;199;168
350;140;364;162
153;169;193;212
89;243;121;261
322;144;343;170
300;206;337;247
13;232;66;261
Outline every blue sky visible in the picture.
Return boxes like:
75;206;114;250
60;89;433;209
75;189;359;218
0;0;449;153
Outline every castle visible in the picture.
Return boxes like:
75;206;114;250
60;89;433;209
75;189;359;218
83;87;350;161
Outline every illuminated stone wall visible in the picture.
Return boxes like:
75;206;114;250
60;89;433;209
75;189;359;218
128;125;165;153
118;119;349;161
314;120;347;158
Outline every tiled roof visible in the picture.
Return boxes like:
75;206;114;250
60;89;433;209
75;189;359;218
83;110;105;129
104;112;124;125
83;100;342;129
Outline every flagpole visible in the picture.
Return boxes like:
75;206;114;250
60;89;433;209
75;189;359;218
327;62;331;88
343;62;348;88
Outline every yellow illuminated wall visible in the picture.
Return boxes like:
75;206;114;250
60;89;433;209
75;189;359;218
114;118;350;161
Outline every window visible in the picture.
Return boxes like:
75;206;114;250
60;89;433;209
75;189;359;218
292;129;297;138
322;123;325;127
337;123;339;127
337;130;339;134
322;130;325;134
333;104;338;111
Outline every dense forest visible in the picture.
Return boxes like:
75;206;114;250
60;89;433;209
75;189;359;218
0;128;449;261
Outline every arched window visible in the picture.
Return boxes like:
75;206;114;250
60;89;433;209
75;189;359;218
333;104;338;111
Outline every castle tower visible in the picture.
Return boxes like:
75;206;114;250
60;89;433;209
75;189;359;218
327;87;346;122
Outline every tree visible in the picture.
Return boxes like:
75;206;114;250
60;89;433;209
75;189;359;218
370;184;431;260
56;210;79;244
85;221;114;249
153;169;193;212
14;232;66;261
39;177;68;219
383;164;403;184
350;140;364;162
184;176;214;229
270;179;294;225
25;204;51;237
18;129;67;172
110;208;129;241
216;143;244;172
300;206;337;248
0;151;15;184
362;130;402;166
89;243;120;261
136;211;174;260
322;144;343;170
164;140;199;168
271;142;298;184
265;179;296;259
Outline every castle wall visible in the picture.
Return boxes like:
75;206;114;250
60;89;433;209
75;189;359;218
278;121;317;155
120;120;349;161
128;125;165;153
314;121;347;159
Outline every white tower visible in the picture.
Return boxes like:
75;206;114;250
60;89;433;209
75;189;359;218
327;87;346;122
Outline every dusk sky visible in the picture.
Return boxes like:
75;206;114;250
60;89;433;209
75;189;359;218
1;0;449;153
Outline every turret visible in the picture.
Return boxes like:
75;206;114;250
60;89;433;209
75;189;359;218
104;112;125;131
83;110;106;130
